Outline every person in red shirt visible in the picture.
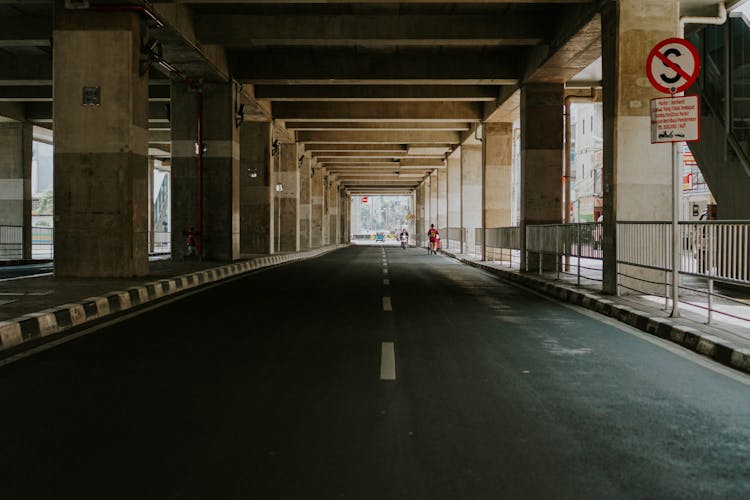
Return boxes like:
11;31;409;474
427;224;439;255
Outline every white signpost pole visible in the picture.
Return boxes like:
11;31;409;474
671;140;681;317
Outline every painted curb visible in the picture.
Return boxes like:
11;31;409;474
441;250;750;375
0;245;345;356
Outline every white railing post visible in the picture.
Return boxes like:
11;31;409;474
555;225;560;280
577;224;581;286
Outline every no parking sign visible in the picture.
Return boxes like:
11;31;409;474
646;38;700;94
646;38;701;142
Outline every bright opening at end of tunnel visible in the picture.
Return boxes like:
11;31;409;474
350;195;413;246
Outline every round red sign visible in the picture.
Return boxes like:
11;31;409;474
646;38;700;94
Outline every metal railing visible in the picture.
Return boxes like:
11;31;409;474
475;227;522;267
524;221;750;326
0;225;54;260
526;223;604;284
444;227;465;252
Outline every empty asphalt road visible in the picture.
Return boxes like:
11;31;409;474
0;245;748;499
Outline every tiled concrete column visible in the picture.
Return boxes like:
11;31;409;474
321;171;330;245
520;84;564;272
0;122;32;260
447;150;461;251
483;122;514;260
172;83;239;261
461;144;482;255
428;171;438;229
239;121;273;254
342;193;351;242
416;182;426;246
311;165;324;247
602;0;678;294
437;167;448;233
328;180;340;244
276;143;299;252
299;151;312;250
53;12;148;277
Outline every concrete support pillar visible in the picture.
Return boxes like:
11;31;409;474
239;121;273;255
461;144;482;255
171;83;239;261
276;143;299;252
437;168;448;234
428;172;438;230
342;193;350;242
321;170;330;245
483;122;514;260
0;122;32;260
299;150;312;250
520;83;564;272
53;11;148;277
602;0;678;294
311;165;325;248
416;183;426;247
328;180;340;244
351;194;362;237
422;176;431;246
447;150;461;252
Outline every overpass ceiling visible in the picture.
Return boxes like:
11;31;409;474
192;0;594;194
1;0;722;194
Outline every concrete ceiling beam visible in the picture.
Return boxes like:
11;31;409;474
306;144;409;152
0;53;51;86
298;130;460;144
231;48;520;84
174;0;582;4
255;85;498;102
0;84;171;103
286;121;470;131
313;151;444;158
0;18;52;47
321;158;444;167
276;102;481;122
195;14;547;47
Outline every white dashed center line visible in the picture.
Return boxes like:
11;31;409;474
382;296;392;311
380;342;396;380
383;278;390;285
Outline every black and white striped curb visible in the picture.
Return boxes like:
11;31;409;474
0;245;345;355
441;250;750;375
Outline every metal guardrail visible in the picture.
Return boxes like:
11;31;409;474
0;225;53;260
444;227;465;252
527;221;750;326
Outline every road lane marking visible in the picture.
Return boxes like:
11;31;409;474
384;278;390;285
383;296;392;311
380;342;396;380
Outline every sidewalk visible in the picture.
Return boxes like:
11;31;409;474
0;246;344;357
441;249;750;375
